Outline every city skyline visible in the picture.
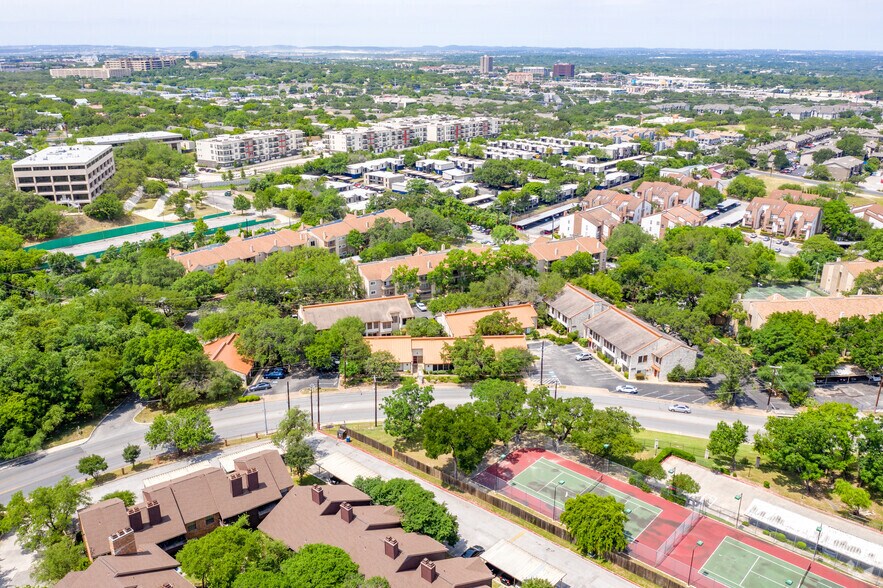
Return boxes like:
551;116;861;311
2;0;881;52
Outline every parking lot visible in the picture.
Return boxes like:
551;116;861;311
248;366;339;396
744;232;801;257
527;341;714;405
814;380;882;412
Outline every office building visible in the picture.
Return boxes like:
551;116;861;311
552;63;575;79
13;145;115;205
77;130;185;151
49;67;131;79
195;129;304;167
479;55;494;74
104;56;178;71
522;66;548;77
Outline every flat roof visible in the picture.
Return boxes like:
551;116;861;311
513;202;578;227
13;144;112;166
77;131;182;144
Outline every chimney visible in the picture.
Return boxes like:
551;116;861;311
126;507;144;532
109;528;137;556
420;559;437;583
384;537;400;559
340;502;354;523
246;467;259;491
554;247;558;256
146;500;161;526
311;485;325;505
230;472;244;497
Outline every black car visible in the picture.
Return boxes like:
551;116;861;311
461;546;485;558
247;381;272;392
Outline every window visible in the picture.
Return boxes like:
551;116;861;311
205;515;215;525
186;522;197;532
638;355;648;364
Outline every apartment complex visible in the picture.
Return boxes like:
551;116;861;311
357;246;487;299
259;484;493;588
634;181;701;211
819;259;883;294
56;537;193;588
77;130;186;151
169;229;311;273
104;56;178;70
49;67;131;79
552;63;575;79
195;129;305;167
640;205;706;239
742;294;883;330
298;296;415;335
365;335;527;374
479;55;494;74
12;145;115;205
323;116;501;153
742;198;823;239
437;304;538;337
527;235;607;273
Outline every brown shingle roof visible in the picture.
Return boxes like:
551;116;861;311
528;236;606;261
357;246;488;282
299;295;415;330
547;283;604;319
440;304;537;337
55;543;194;588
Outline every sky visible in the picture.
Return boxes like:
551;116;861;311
1;0;882;51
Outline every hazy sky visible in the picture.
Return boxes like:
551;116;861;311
2;0;882;51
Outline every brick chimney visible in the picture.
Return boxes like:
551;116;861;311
383;537;400;559
146;500;161;526
229;472;244;497
246;467;259;492
109;528;137;556
420;559;437;583
126;506;144;532
340;502;354;523
311;485;324;505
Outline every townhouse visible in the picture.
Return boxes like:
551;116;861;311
819;259;883;294
259;484;493;588
364;335;527;374
56;537;193;588
640;204;706;239
742;198;822;239
558;206;623;241
527;235;607;272
437;304;538;337
742;294;883;330
581;189;651;223
345;157;404;176
546;283;609;332
303;209;412;257
299;296;414;335
357;246;488;299
634;181;701;211
852;203;883;229
169;229;311;273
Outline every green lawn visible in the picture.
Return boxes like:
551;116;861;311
633;429;760;469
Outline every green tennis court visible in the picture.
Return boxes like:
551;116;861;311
699;536;843;588
509;457;661;540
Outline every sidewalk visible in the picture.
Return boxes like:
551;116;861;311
314;433;636;588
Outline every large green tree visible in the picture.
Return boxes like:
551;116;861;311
381;380;435;442
707;420;748;466
560;493;628;558
145;407;216;455
353;477;459;544
421;403;497;473
1;477;90;550
470;379;531;441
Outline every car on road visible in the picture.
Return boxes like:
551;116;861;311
616;384;638;394
461;545;485;558
774;247;782;253
762;236;771;242
264;368;288;379
575;352;593;361
247;381;272;392
669;403;692;414
415;302;427;312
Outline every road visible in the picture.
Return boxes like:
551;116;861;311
0;382;771;504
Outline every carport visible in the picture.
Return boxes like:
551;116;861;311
315;450;378;485
481;540;567;586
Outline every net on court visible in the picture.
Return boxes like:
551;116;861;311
698;536;844;588
504;457;662;540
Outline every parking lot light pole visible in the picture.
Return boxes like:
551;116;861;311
812;525;823;561
539;340;545;385
734;494;743;526
262;397;269;435
374;376;378;427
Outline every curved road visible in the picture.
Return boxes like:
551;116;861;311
0;385;771;503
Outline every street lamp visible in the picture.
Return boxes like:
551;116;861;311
603;443;611;473
734;494;743;526
687;540;703;586
539;340;546;385
812;525;823;562
552;480;566;520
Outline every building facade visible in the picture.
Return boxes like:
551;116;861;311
13;145;115;205
323;116;501;153
479;55;494;74
552;63;575;78
195;130;305;167
104;56;178;70
77;130;186;151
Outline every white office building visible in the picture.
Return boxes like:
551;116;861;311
77;131;186;151
195;130;304;167
323;116;501;153
13;145;115;205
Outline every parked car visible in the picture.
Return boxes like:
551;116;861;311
415;302;427;312
575;352;593;361
669;403;692;414
870;375;881;384
774;247;782;253
247;381;272;392
461;546;485;558
762;236;771;242
616;385;638;394
264;368;288;379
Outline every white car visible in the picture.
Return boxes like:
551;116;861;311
415;302;427;312
669;403;692;414
616;385;638;394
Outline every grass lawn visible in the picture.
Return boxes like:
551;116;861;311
633;429;760;470
754;174;816;193
346;422;455;471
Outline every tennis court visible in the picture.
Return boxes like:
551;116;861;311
699;536;843;588
743;284;822;300
508;456;662;540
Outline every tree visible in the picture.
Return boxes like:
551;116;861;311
253;191;272;214
808;164;834;181
145;407;216;455
280;544;360;588
404;317;446;337
390;265;419;296
772;150;790;170
573;272;623;304
697;185;724;208
551;251;598;279
836;133;867;158
363;350;398;381
284;439;316;480
470;379;530;441
491;224;518;245
273;408;313;451
758;362;815;406
473;159;518;189
857;415;883;492
527;388;594;445
521;580;555;588
605;223;652;258
421;403;497;473
706;341;752;405
787;256;811;282
32;537;89;585
77;454;108;480
474;311;523;336
101;490;136;507
233;194;251;213
122;444;141;470
381;380;435;442
707;420;748;466
1;477;90;550
83;193;125;221
726;175;766;201
751;311;842;375
832;479;871;516
812;148;837;164
560;493;628;558
573;407;642;461
442;335;498;380
353;477;459;544
669;473;700;495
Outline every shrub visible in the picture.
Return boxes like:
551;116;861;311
661;488;687;506
635;372;646;381
628;476;652;493
667;364;688;382
772;532;787;542
741;520;749;526
796;541;807;550
656;447;696;463
238;395;260;403
763;481;771;489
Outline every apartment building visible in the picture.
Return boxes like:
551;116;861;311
853;203;883;229
49;67;131;79
365;335;527;374
581;189;651;223
105;56;178;70
824;156;864;182
528;235;607;272
522;66;549;77
819;259;883;294
546;284;609;332
345;157;405;176
298;296;414;335
437;304;538;337
634;181;700;211
357;246;488;299
323;116;501;153
479;55;494;74
742;294;883;330
77;449;292;560
195;130;304;167
13;145;115;205
169;229;311;273
77;130;186;151
507;72;537;85
303;209;412;257
56;536;193;588
742;198;822;239
640;205;706;239
558;206;623;241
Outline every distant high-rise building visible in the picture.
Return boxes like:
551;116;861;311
104;56;177;71
552;63;575;79
189;50;199;60
522;66;548;78
479;55;494;74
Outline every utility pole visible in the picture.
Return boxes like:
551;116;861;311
262;397;269;435
374;376;379;427
539;340;545;385
554;381;558;400
286;381;290;412
768;365;780;408
309;386;314;427
316;376;321;430
875;369;883;413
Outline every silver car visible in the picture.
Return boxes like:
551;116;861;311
668;403;692;414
